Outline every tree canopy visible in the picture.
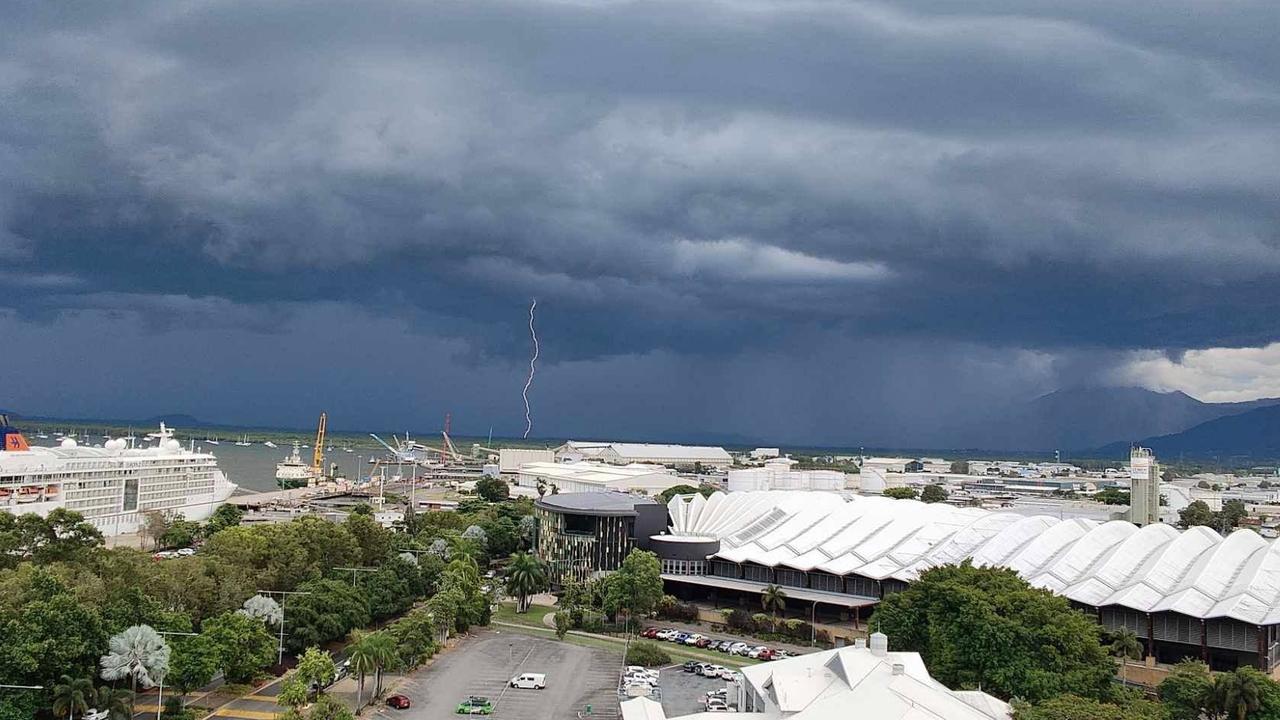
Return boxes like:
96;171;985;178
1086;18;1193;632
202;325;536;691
882;487;918;500
871;562;1114;703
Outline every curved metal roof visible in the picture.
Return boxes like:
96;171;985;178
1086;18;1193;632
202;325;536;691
665;491;1280;625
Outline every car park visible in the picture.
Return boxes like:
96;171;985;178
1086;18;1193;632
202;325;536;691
455;696;494;715
386;694;411;709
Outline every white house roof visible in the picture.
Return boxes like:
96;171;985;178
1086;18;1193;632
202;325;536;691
666;491;1280;625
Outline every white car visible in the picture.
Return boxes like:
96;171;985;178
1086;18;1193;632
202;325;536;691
706;698;730;713
699;664;726;678
684;634;705;646
656;630;677;641
176;548;196;556
727;643;749;655
717;667;737;681
746;646;769;659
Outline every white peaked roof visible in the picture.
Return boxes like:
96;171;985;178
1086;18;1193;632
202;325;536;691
608;443;732;462
664;491;1280;625
622;643;1010;720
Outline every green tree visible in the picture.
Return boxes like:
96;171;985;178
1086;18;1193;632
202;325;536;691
1218;500;1249;533
278;677;309;709
281;579;370;653
1109;629;1142;686
51;674;93;720
345;630;377;709
0;569;107;687
1157;660;1214;720
1094;488;1131;506
604;550;664;631
761;584;787;629
440;555;489;632
91;686;133;720
1212;667;1266;720
1012;693;1164;720
203;611;277;683
504;553;548;612
882;487;918;500
657;485;703;504
158;517;201;549
344;513;391;567
293;646;337;699
920;485;949;504
205;503;244;535
141;512;171;551
475;477;510;502
871;562;1113;702
385;607;439;668
554;611;571;640
168;635;219;707
1179;500;1216;529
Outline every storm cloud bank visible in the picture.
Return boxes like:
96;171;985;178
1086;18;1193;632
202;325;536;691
1;0;1277;444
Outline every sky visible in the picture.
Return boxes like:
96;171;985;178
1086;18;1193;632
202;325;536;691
1;0;1278;447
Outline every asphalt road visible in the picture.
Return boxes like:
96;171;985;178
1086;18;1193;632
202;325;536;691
365;630;623;720
657;666;739;717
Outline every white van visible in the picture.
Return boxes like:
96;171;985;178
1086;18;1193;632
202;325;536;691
509;673;547;689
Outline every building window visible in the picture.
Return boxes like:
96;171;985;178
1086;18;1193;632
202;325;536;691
122;478;139;511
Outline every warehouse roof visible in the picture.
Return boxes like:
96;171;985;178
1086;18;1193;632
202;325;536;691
519;461;674;484
665;490;1280;625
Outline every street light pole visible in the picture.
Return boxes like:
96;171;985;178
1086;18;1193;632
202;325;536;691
154;630;198;720
257;590;313;665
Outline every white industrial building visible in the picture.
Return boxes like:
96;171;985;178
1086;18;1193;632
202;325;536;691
749;447;781;460
554;441;732;470
499;448;555;474
620;634;1010;720
515;461;681;495
728;458;847;492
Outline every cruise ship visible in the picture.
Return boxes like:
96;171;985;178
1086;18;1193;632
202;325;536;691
0;415;237;536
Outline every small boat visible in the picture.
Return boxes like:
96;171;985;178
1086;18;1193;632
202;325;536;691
263;441;278;449
206;435;220;445
234;434;251;447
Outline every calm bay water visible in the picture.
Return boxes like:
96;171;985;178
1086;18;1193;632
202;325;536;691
205;443;372;493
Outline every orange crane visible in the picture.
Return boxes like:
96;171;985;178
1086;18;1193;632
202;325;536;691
312;412;327;478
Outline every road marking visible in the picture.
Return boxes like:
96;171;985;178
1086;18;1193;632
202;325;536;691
491;642;538;715
210;708;280;720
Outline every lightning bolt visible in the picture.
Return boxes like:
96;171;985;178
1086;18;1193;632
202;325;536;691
522;299;539;439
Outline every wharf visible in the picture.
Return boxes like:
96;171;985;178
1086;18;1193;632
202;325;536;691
228;485;350;508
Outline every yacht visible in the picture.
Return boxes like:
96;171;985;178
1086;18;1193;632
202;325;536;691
234;434;251;447
263;440;278;449
275;441;316;489
0;416;237;536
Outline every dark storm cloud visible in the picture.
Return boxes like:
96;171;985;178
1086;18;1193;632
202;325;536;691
1;0;1278;441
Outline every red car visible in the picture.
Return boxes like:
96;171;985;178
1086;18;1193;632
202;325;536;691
387;695;411;709
641;627;658;638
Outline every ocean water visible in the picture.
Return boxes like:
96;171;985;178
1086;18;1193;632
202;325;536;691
205;443;373;493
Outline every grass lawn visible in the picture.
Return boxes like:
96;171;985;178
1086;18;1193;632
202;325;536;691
492;602;558;628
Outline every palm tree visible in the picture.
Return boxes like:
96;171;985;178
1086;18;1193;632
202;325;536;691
1213;668;1265;720
347;630;377;709
99;625;171;713
761;584;787;630
92;686;133;720
505;553;548;613
51;675;93;720
1108;629;1142;686
364;631;400;698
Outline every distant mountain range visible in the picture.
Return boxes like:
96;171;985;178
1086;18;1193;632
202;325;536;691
944;387;1280;453
1098;403;1280;460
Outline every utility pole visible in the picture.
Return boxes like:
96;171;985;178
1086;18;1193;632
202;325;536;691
256;590;313;665
154;630;198;720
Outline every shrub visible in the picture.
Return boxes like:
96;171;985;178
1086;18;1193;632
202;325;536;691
723;609;753;631
626;641;671;667
578;611;606;633
656;595;699;622
554;612;571;640
751;612;773;629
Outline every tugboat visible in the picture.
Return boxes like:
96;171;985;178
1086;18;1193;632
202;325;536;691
275;441;316;489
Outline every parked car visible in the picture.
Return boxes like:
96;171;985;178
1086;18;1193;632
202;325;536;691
683;660;702;673
706;689;728;699
656;629;677;641
727;643;749;655
716;640;735;652
455;696;494;715
717;667;737;681
747;646;769;659
673;632;690;643
386;695;411;709
706;698;730;712
641;627;659;638
695;636;714;648
770;650;792;661
509;672;547;689
699;664;726;678
176;547;196;556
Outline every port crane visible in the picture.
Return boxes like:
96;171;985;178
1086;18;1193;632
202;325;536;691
312;412;327;478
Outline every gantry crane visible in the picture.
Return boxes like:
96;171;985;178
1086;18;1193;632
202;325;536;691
312;412;327;478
